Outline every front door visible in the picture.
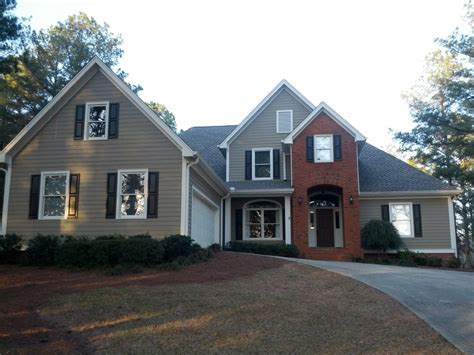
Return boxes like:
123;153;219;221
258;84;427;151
316;209;334;247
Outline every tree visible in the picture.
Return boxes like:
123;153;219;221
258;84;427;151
0;12;141;148
147;101;178;132
395;2;473;267
0;0;22;57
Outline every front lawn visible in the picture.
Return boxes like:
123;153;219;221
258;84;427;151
0;252;459;353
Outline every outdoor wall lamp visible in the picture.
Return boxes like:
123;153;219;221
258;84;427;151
298;196;303;205
349;195;354;205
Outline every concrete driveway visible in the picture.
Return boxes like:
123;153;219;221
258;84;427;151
290;259;474;354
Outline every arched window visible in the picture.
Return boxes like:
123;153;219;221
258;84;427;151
309;194;339;208
243;200;282;240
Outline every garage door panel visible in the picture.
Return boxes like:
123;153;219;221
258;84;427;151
191;192;218;248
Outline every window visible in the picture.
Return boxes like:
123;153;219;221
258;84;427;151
39;171;69;219
117;170;148;219
252;148;273;180
314;135;333;162
244;201;282;240
276;110;293;133
389;203;414;237
85;102;109;139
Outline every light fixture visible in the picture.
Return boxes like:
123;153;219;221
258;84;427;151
298;196;303;205
349;195;354;205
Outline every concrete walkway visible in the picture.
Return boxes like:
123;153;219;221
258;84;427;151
289;259;474;354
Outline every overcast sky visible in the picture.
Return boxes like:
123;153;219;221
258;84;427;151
16;0;466;149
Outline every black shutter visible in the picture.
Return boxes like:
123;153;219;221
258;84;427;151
28;175;41;219
273;149;280;179
306;136;314;162
334;135;342;160
108;103;120;139
381;205;389;222
68;174;80;219
245;151;252;180
413;204;422;238
147;172;159;218
106;173;117;219
74;105;85;139
235;209;243;240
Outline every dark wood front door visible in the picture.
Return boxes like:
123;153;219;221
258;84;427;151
316;209;334;247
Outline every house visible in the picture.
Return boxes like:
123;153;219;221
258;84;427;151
0;57;460;261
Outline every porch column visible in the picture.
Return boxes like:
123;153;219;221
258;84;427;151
224;196;231;245
0;161;11;236
284;195;291;245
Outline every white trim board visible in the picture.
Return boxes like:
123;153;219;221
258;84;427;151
218;79;315;149
283;101;366;144
0;56;196;162
359;190;462;199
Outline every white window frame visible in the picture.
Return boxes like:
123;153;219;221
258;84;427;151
85;102;109;140
243;199;283;240
276;110;293;133
389;202;415;238
116;169;148;219
252;148;273;180
314;134;334;163
39;171;70;220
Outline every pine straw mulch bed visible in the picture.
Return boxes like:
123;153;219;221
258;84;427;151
0;252;459;354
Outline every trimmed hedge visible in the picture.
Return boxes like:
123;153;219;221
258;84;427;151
7;234;210;269
226;241;299;257
0;234;23;264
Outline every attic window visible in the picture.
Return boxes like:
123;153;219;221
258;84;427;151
85;102;109;139
276;110;293;133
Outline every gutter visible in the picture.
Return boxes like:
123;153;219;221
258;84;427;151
359;190;462;198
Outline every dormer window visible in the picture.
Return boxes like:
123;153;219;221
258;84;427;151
85;102;109;139
276;110;293;133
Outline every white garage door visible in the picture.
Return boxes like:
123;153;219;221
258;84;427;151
191;191;219;248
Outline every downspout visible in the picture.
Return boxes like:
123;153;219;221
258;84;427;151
184;156;199;236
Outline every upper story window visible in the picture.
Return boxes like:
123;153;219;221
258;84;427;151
85;102;109;140
252;148;273;180
117;170;148;219
314;134;334;162
389;203;414;238
276;110;293;133
39;171;70;219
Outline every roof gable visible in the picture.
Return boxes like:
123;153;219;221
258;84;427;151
0;56;195;161
283;101;366;143
218;80;315;148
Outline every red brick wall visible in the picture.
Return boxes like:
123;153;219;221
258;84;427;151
291;112;364;260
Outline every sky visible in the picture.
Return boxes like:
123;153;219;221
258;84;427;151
15;0;467;149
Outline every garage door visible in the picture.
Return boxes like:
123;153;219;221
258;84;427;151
191;191;219;247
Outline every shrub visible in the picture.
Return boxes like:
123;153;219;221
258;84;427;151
57;237;164;268
447;257;460;269
426;256;443;267
162;235;194;262
361;220;404;255
26;235;61;266
0;234;23;264
226;242;299;257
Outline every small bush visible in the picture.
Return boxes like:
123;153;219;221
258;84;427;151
0;234;23;264
26;235;61;266
426;256;443;267
447;257;460;269
162;235;194;262
226;242;299;257
361;220;404;255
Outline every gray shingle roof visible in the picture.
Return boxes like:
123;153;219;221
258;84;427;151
180;125;453;193
180;125;235;180
358;143;453;192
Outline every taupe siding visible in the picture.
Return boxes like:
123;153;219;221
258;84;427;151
8;70;183;239
359;198;452;249
188;167;222;235
229;88;311;181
